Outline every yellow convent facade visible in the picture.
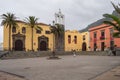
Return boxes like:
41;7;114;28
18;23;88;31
3;21;54;51
80;31;90;51
65;30;82;51
3;10;90;52
4;21;86;51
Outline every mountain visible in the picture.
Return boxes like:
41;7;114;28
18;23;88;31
79;11;120;32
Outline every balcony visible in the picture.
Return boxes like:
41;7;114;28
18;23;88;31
94;38;97;42
100;36;105;40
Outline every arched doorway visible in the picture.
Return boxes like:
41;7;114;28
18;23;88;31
38;35;49;51
40;41;47;51
12;33;25;51
15;40;23;51
82;42;87;51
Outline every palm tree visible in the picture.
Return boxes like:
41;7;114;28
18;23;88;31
111;2;120;14
50;23;64;57
1;13;18;51
25;16;42;51
103;3;120;37
50;23;64;51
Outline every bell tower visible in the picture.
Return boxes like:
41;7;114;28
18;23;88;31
54;9;65;51
55;9;65;26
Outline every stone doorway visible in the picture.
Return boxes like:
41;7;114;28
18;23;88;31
38;35;48;51
101;42;105;51
94;43;97;51
82;42;87;51
40;41;47;51
12;33;25;51
15;40;23;51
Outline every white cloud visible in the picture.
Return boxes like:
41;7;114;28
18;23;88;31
0;0;120;42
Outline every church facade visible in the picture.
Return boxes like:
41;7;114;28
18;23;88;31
3;21;54;51
3;22;84;51
3;10;85;51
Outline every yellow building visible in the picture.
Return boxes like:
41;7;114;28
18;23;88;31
3;20;54;51
65;30;82;51
3;22;84;51
80;31;90;51
3;10;90;52
3;22;91;51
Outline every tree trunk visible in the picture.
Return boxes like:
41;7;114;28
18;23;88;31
9;26;11;51
31;27;33;51
53;34;55;51
56;34;59;51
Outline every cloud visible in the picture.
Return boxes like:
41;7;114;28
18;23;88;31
0;0;120;42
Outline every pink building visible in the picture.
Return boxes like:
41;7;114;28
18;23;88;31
89;24;120;51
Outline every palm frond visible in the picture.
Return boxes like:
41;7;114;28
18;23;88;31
103;21;118;29
25;16;39;28
113;32;120;37
103;14;120;26
111;2;120;14
35;26;43;31
1;13;17;28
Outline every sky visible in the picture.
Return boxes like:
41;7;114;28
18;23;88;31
0;0;120;43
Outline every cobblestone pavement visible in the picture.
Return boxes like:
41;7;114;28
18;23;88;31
93;66;120;80
0;55;120;80
0;71;26;80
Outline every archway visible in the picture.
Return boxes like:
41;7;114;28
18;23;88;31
15;40;23;51
12;33;25;51
101;42;105;51
82;42;87;51
40;41;47;51
38;35;48;51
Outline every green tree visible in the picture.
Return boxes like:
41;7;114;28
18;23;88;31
1;13;18;51
50;23;64;51
25;16;42;51
103;2;120;37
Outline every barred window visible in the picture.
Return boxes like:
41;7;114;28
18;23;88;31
12;26;16;33
22;27;26;33
94;32;97;38
45;31;51;34
36;29;41;34
83;35;85;40
74;36;77;44
68;35;71;44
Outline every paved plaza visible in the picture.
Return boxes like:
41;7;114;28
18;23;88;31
0;55;120;80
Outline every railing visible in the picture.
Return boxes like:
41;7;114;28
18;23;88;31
100;36;105;40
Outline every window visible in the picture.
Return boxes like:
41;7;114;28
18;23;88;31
12;26;16;33
100;30;105;40
94;43;97;51
94;32;97;38
101;30;105;37
22;27;26;33
83;35;85;40
110;28;113;35
110;28;114;40
101;42;105;51
74;36;77;44
36;29;41;34
68;35;71;44
45;31;51;34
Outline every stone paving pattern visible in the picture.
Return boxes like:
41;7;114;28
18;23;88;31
93;66;120;80
0;55;120;80
0;71;26;80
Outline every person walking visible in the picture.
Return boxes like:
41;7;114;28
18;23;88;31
107;47;112;56
73;50;76;57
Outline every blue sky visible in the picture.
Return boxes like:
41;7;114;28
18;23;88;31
0;0;120;43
